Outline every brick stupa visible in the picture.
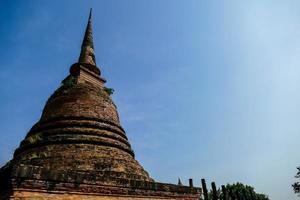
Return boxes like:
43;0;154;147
0;10;201;200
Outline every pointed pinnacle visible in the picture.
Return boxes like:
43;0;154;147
178;178;183;186
79;8;96;66
89;8;92;21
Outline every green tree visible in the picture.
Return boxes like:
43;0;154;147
292;167;300;195
205;182;269;200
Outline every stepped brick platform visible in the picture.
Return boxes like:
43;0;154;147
0;9;201;200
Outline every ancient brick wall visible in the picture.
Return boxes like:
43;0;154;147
8;190;199;200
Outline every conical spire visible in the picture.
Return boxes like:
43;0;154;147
178;178;183;186
79;9;96;66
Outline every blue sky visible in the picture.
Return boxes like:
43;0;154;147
0;1;300;199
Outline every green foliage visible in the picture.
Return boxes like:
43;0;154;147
224;183;269;200
292;167;300;195
50;76;77;98
29;152;38;159
26;133;42;144
104;87;114;95
205;182;269;200
28;151;48;160
62;76;77;87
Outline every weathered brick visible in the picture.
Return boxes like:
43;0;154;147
0;11;201;200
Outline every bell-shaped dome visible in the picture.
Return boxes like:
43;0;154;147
13;79;151;181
